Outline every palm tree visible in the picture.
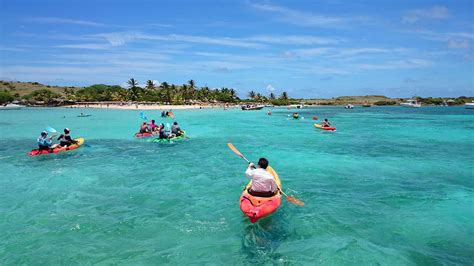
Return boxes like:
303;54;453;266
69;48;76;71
269;92;276;100
181;84;189;103
129;87;140;101
200;86;210;101
161;82;172;103
188;79;196;90
280;91;289;100
248;90;256;100
145;80;155;90
127;78;139;89
229;88;238;102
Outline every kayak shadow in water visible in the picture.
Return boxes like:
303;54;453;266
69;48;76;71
241;213;289;264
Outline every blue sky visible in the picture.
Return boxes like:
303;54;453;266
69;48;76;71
0;0;472;98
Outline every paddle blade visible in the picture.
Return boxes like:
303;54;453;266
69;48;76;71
227;143;243;157
140;112;147;120
46;126;57;133
168;112;175;119
286;195;305;206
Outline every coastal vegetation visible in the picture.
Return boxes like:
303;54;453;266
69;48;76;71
0;80;472;106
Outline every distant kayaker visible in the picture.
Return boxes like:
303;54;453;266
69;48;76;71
293;112;299;119
37;131;59;150
171;121;183;137
245;158;278;197
161;111;166;117
321;118;331;127
139;122;150;133
267;109;272;116
57;128;78;147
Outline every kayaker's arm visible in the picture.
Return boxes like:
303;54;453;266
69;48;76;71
245;164;255;178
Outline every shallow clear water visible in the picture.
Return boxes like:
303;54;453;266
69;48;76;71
0;106;473;264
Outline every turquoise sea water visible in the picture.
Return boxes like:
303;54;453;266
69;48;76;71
0;106;473;264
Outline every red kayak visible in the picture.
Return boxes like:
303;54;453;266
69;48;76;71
28;138;85;156
240;166;282;223
134;132;158;138
314;124;336;131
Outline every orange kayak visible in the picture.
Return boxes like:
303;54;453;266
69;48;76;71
134;132;158;138
314;123;336;131
28;138;85;156
239;166;282;223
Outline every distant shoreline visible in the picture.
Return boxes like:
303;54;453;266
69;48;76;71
67;103;234;110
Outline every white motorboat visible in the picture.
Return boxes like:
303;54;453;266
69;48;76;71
465;101;474;109
344;104;354;109
0;103;23;110
400;99;421;108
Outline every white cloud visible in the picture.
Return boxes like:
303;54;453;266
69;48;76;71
55;43;111;50
354;59;434;70
288;47;408;58
94;32;264;48
448;38;470;49
250;3;346;27
24;17;105;27
290;47;331;57
148;23;173;28
246;35;342;45
402;6;449;24
0;46;26;52
266;84;275;92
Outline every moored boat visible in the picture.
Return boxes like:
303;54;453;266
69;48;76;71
0;103;23;110
241;105;264;110
465;101;474;109
400;99;421;108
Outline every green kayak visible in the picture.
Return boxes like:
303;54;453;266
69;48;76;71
152;131;187;143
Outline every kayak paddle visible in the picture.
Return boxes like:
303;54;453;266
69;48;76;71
227;143;304;206
140;112;148;120
47;126;58;133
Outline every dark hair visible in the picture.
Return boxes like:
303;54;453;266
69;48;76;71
173;121;178;125
151;120;155;123
324;118;328;121
258;158;269;169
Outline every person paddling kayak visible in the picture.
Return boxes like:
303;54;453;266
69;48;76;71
158;123;170;139
149;119;159;132
37;131;59;150
245;158;278;197
321;118;331;127
57;128;78;147
171;121;184;137
139;122;150;133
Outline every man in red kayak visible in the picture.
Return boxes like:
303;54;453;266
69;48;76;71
321;118;331;127
245;158;278;197
37;131;59;150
